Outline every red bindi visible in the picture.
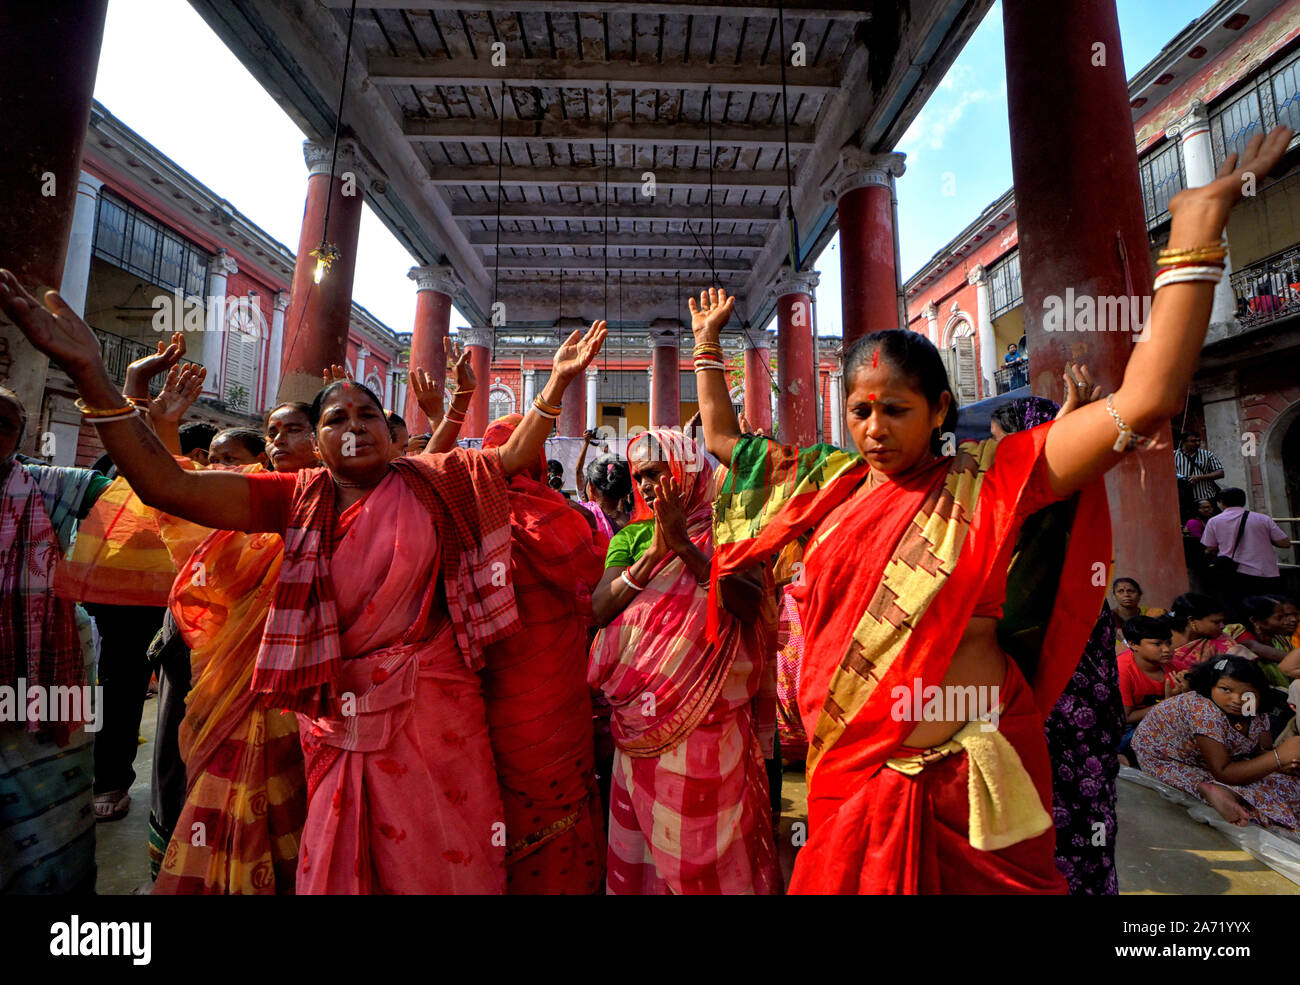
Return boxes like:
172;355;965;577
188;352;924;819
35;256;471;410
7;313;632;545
867;393;877;402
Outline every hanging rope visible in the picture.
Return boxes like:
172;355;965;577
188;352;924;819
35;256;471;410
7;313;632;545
777;0;801;272
492;79;506;363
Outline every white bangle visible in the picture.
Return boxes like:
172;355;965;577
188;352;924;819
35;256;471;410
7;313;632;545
1153;266;1224;290
620;570;645;593
86;408;141;426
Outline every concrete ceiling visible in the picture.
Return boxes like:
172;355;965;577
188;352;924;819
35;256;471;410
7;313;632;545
190;0;993;333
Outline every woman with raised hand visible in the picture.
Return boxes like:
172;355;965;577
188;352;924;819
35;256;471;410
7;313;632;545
588;428;780;895
691;124;1293;895
0;266;606;894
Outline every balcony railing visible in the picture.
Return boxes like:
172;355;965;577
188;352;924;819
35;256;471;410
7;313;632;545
995;359;1028;395
93;328;171;396
1228;245;1300;331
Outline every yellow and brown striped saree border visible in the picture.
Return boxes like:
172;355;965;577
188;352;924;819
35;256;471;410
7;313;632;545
807;439;996;778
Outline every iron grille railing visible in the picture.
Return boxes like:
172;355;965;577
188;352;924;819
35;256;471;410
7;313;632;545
1228;244;1300;330
995;360;1028;395
989;251;1022;318
94;327;185;396
1211;47;1300;165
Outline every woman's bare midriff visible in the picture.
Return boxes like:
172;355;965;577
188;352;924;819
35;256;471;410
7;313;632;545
902;616;1006;748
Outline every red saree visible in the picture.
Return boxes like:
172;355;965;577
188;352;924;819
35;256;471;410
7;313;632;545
480;416;608;893
711;425;1110;894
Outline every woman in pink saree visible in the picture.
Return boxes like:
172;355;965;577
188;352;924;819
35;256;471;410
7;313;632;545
588;429;779;894
0;268;607;893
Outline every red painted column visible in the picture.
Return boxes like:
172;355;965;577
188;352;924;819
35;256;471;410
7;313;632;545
829;149;906;348
742;328;774;433
277;140;366;404
555;318;587;437
1004;0;1185;600
0;1;109;452
460;326;493;438
776;272;819;446
649;329;681;429
404;264;458;432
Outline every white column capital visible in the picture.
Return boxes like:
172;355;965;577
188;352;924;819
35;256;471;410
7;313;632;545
742;328;774;351
408;263;461;296
522;368;536;379
459;325;494;349
303;139;370;185
585;366;600;379
822;148;906;202
207;250;238;279
966;263;988;287
1166;98;1210;140
774;270;820;298
273;290;290;312
650;328;680;349
76;172;104;197
922;300;939;319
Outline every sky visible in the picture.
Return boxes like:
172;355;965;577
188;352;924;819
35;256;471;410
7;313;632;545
91;0;1212;342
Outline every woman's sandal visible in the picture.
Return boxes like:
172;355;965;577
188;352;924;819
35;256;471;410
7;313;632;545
93;790;131;823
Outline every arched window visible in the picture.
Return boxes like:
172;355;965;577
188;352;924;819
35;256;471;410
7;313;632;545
365;373;384;401
942;316;979;405
488;383;515;422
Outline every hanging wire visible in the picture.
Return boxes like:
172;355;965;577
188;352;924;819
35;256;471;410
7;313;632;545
777;0;801;272
281;0;358;387
492;79;506;364
603;83;611;378
706;86;718;288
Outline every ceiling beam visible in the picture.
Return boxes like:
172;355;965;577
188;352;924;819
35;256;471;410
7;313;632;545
470;229;768;250
404;117;815;151
452;200;780;223
325;1;871;19
486;255;749;274
369;55;839;96
424;164;792;191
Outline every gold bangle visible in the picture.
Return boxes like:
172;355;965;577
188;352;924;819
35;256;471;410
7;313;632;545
533;395;562;416
1157;240;1227;259
1157;252;1227;267
693;345;725;357
76;397;136;418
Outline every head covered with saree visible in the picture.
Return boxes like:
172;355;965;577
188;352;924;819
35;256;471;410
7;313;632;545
625;427;715;528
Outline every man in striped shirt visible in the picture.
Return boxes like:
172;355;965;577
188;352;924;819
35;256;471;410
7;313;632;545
1174;431;1225;504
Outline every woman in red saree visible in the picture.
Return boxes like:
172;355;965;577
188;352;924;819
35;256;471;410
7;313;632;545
0;272;607;893
479;414;608;893
588;428;779;894
689;125;1292;894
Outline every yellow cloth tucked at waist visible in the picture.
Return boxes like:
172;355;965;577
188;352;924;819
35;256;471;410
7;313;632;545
885;717;1052;852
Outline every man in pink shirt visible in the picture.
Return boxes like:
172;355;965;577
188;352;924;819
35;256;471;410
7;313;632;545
1202;486;1292;618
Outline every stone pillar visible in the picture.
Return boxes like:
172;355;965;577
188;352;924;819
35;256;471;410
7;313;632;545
742;327;774;434
354;344;368;387
522;368;536;407
775;271;820;445
586;367;599;432
0;2;109;451
404;264;458;431
277;140;367;404
1005;0;1186;600
1168;99;1237;332
553;318;587;437
824;148;906;347
459;325;493;438
264;290;289;408
829;368;845;447
393;372;407;419
967;264;996;398
59;171;104;318
923;300;940;345
201;251;237;400
649;322;681;429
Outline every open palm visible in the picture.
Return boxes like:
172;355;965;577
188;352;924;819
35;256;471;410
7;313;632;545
0;269;103;374
688;287;735;344
552;320;607;381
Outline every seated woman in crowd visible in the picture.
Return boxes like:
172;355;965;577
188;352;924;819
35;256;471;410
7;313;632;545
1109;577;1165;654
1116;615;1188;766
1166;593;1253;671
1235;595;1300;687
1132;655;1300;828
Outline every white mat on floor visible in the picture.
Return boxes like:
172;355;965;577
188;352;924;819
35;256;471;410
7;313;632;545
1119;766;1300;887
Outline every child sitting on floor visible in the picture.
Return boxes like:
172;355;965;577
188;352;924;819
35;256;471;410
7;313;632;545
1131;655;1300;828
1117;615;1188;767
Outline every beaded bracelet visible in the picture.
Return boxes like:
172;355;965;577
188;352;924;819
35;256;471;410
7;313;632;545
1104;394;1153;453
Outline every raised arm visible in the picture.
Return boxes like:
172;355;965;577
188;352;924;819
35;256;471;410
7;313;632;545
576;428;598;490
1043;125;1293;498
688;287;743;465
0;269;254;530
411;337;473;455
496;320;607;477
147;361;206;455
